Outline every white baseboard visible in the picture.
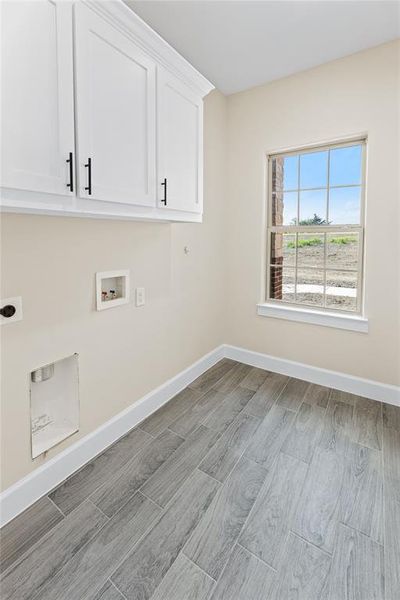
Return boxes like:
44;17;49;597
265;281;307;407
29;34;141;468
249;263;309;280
0;345;225;527
224;344;400;407
1;342;399;527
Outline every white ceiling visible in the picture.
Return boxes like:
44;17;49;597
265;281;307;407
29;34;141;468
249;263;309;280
124;0;400;95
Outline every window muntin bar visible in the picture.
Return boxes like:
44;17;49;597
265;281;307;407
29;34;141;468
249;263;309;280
267;138;366;315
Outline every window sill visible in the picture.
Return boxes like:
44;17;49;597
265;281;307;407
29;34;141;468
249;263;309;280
257;303;368;333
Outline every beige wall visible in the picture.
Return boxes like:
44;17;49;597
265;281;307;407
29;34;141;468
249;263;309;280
1;42;400;492
0;90;227;490
225;41;400;386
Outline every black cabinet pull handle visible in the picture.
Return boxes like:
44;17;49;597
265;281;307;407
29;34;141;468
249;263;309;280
0;304;16;318
66;152;74;192
161;177;167;205
84;158;92;195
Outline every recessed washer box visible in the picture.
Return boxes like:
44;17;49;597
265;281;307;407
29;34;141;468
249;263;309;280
96;270;130;310
30;354;79;459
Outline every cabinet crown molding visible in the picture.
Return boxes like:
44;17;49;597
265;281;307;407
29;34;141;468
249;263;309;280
81;0;215;98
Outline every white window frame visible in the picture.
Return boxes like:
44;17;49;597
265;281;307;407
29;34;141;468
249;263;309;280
259;137;368;332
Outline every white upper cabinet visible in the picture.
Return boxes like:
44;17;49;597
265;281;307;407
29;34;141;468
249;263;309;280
1;0;75;196
0;0;213;222
157;68;203;214
74;3;156;206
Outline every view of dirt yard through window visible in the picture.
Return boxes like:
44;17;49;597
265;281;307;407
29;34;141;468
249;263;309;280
268;140;365;312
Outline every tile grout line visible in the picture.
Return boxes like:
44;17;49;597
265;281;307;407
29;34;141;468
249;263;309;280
139;387;208;440
50;429;155;518
165;427;186;442
137;427;223;512
139;490;165;510
106;503;169;594
86;498;110;521
279;385;331;466
108;577;129;600
218;373;307;566
4;494;115;588
28;500;114;600
167;387;227;438
32;492;162;600
185;439;283;591
86;429;185;512
337;520;384;547
239;385;334;578
236;541;278;572
184;553;217;581
46;426;154;502
188;360;239;395
289;529;334;558
196;468;224;485
136;425;157;438
200;379;271;484
133;370;254;511
46;494;66;518
195;402;258;483
52;371;236;520
197;383;253;434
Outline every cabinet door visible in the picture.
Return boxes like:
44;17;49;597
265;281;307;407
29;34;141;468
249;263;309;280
1;0;75;196
74;4;156;206
157;68;203;214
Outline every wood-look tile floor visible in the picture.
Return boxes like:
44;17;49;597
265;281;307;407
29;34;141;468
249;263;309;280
1;359;399;600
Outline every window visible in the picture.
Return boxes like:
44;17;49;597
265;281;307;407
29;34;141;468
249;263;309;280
266;139;366;314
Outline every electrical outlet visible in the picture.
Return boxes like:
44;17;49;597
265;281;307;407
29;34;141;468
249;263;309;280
135;287;145;307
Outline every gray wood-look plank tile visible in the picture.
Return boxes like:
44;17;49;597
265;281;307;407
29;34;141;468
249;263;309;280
271;532;331;600
304;383;331;408
384;496;400;600
276;377;310;411
245;373;289;418
184;458;267;579
169;388;225;438
49;427;152;515
151;554;214;600
2;364;395;600
0;496;63;574
244;404;295;470
111;469;220;600
340;442;383;544
199;412;261;482
382;402;400;431
383;424;400;504
141;425;220;507
37;493;160;600
293;446;344;554
93;581;125;600
281;401;326;463
239;367;270;391
189;359;237;394
210;544;275;600
382;401;400;600
239;452;308;569
90;429;184;517
330;388;358;406
327;524;384;600
139;388;202;437
202;386;254;433
213;362;252;394
352;396;382;450
319;396;354;456
1;500;107;600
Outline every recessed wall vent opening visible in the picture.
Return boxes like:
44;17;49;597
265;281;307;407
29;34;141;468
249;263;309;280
30;354;79;459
